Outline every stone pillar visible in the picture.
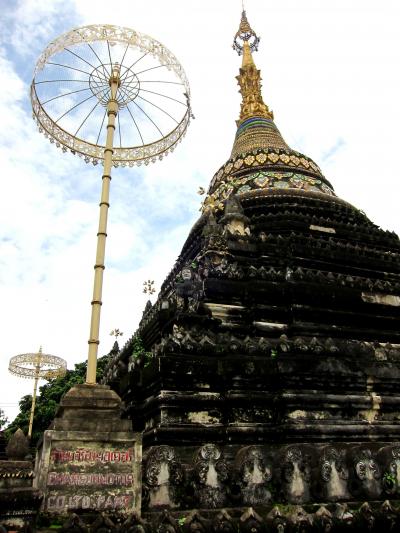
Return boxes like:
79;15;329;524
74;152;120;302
34;384;141;514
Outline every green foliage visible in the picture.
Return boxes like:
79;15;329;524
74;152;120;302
0;408;8;430
36;512;65;528
270;348;278;359
384;471;396;485
5;354;109;447
131;334;151;367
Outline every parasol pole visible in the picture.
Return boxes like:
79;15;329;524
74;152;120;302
28;347;43;439
86;64;120;384
31;27;192;386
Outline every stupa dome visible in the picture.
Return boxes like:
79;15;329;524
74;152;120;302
103;10;400;524
203;11;336;213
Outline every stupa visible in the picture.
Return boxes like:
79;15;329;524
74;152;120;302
104;10;400;528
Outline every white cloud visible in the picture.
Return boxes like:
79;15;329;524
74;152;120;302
1;0;77;57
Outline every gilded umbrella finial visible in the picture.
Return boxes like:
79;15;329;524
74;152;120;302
233;10;273;125
233;10;260;55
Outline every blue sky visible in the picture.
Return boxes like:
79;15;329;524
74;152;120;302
1;0;400;421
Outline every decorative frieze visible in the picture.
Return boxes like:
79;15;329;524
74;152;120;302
54;500;400;532
141;443;400;511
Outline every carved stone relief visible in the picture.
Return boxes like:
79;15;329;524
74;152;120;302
287;506;313;532
379;446;400;495
234;446;272;505
239;507;264;533
282;447;311;503
192;444;228;508
352;448;381;499
139;443;400;513
213;509;236;533
52;500;400;532
221;196;251;238
144;446;183;508
266;506;288;532
320;447;349;501
182;510;208;533
314;506;333;532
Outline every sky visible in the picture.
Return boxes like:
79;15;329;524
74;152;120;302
1;0;400;423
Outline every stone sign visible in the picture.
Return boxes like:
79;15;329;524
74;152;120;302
43;442;138;512
34;384;142;514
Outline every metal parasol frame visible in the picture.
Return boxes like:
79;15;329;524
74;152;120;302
31;24;192;384
31;24;192;166
9;347;67;438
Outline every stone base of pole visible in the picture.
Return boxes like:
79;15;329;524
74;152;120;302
34;384;141;514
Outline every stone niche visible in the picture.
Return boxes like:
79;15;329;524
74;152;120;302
34;384;141;515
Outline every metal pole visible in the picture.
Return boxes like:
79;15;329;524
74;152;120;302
86;65;120;384
28;347;42;439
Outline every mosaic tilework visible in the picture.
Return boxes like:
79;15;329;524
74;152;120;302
209;147;325;194
236;117;277;136
203;169;335;213
231;116;289;158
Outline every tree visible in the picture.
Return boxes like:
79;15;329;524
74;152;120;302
5;354;110;447
0;408;8;430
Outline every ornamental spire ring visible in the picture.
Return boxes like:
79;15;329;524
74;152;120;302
233;10;260;55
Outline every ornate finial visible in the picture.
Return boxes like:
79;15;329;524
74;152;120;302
234;10;273;124
110;328;123;341
229;8;278;157
233;10;260;56
143;280;156;295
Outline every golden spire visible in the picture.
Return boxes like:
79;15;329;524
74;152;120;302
233;10;273;124
230;10;288;158
201;9;334;213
